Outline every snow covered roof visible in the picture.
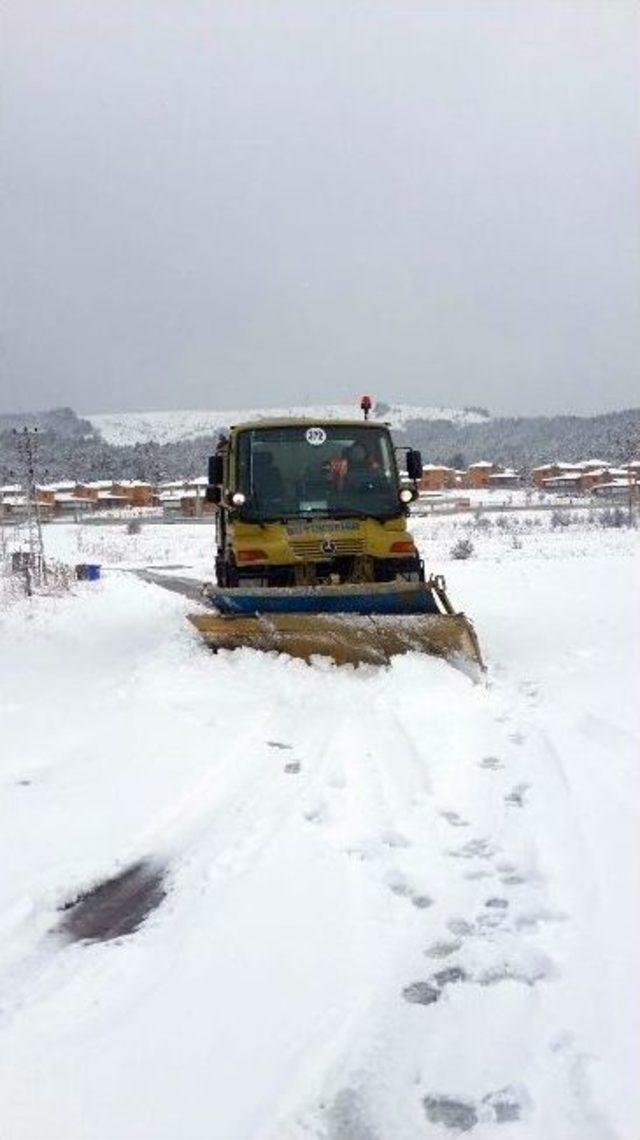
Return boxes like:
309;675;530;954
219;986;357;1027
0;484;22;494
468;461;494;468
37;481;77;492
535;463;582;473
97;491;130;500
83;480;115;489
54;493;95;504
421;463;452;472
541;473;582;484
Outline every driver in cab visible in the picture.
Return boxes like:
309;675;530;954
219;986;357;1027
330;440;381;492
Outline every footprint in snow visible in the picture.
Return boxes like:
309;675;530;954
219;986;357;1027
404;948;551;1010
387;877;434;910
284;761;301;774
448;837;496;861
425;938;462;959
440;810;469;828
447;917;475;937
505;783;529;807
477;959;551;987
508;731;526;746
423;1095;478;1132
411;894;434;910
402;980;441;1006
423;1086;526;1132
495;860;528;886
402;965;467;1006
478;756;504;770
476;897;509;930
266;740;293;751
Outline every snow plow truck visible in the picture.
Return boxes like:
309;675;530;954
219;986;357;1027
188;398;483;670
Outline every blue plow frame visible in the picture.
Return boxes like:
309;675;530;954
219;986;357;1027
204;581;441;617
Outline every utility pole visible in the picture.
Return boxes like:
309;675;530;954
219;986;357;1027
13;427;46;594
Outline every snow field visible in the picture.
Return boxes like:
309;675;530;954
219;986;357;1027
0;521;638;1138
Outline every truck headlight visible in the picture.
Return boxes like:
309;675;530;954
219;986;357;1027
231;492;246;506
399;488;413;503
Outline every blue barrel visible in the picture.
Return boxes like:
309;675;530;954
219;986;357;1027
75;563;101;581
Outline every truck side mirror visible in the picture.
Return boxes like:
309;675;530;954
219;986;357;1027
407;449;423;481
208;454;224;485
205;484;221;505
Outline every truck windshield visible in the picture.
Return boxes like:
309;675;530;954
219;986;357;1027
236;425;400;521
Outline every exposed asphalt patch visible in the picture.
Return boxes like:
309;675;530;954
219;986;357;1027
58;859;167;943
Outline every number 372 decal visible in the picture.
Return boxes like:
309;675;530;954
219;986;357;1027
305;427;327;446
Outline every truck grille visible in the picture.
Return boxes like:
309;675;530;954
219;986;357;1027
289;536;365;558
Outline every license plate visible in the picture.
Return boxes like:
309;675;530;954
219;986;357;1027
286;519;359;535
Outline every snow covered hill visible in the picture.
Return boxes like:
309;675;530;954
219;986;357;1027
87;403;490;446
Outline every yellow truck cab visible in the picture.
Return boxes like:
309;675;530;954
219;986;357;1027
206;417;425;589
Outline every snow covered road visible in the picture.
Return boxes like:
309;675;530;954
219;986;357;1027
1;531;638;1139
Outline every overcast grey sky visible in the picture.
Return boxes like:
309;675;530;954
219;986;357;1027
2;1;638;417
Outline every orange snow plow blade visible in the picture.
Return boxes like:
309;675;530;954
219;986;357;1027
188;609;482;670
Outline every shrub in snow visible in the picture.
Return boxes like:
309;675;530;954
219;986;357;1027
450;538;474;560
599;507;628;529
551;509;571;529
474;515;492;531
127;519;142;535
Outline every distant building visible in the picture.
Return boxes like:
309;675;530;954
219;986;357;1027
419;465;456;492
465;462;498;489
